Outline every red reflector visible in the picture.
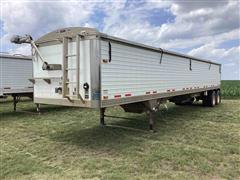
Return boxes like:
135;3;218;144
125;93;131;97
114;95;121;98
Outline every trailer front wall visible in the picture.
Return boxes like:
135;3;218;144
33;39;101;108
0;56;33;96
34;40;91;100
100;40;221;106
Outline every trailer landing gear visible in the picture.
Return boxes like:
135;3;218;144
100;108;106;126
11;93;33;112
146;110;156;132
13;95;19;112
101;101;159;132
36;104;41;114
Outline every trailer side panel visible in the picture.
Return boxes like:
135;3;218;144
100;40;221;107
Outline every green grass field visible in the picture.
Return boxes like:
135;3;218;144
221;80;240;98
0;98;239;179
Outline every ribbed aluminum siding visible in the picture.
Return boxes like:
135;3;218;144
0;57;33;95
101;40;220;100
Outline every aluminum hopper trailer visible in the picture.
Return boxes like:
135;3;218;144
0;54;33;111
11;27;221;131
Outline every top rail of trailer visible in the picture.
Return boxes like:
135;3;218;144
35;27;221;66
0;54;32;60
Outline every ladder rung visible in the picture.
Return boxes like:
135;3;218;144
66;54;76;57
62;35;84;102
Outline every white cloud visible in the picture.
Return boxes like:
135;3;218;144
189;44;239;63
10;44;31;56
99;0;240;79
1;1;98;45
96;0;239;58
189;45;240;80
0;0;239;79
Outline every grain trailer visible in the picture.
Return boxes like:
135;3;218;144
0;54;33;110
11;27;221;130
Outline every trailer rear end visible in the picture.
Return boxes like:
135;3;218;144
0;54;33;110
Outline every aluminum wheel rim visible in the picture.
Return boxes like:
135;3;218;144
212;94;216;105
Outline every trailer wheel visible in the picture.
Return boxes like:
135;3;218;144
215;90;221;105
202;96;208;106
208;91;216;107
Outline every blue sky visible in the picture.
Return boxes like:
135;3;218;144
218;39;240;49
0;0;239;80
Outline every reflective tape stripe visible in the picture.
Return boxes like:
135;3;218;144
114;95;121;98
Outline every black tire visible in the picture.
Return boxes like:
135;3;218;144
202;96;208;106
208;91;216;107
215;90;221;105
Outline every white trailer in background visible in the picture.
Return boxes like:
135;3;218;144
0;54;33;110
11;27;221;131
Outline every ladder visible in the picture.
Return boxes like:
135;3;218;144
62;35;84;102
